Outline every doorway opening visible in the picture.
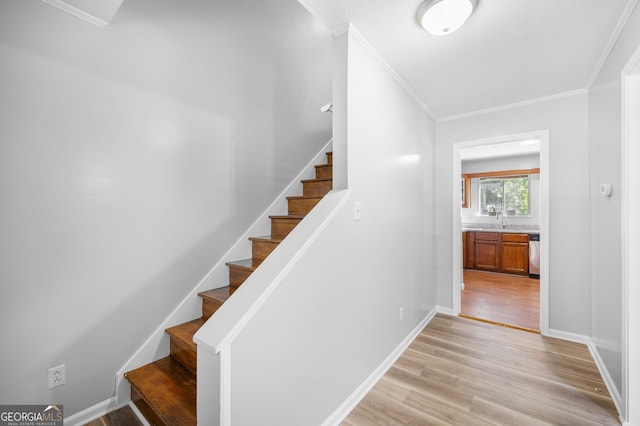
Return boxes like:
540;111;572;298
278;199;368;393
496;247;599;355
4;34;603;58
452;131;550;334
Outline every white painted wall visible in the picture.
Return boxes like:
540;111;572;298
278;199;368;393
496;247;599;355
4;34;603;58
201;28;436;425
0;0;331;416
588;2;640;417
462;154;540;174
436;93;590;334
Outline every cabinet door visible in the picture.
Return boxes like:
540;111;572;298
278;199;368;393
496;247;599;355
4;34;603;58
464;232;475;269
475;240;500;271
501;242;529;275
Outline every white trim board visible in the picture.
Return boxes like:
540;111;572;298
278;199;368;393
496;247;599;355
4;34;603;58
321;306;439;426
450;130;550;335
586;0;640;89
341;24;436;120
322;310;620;425
548;328;624;422
588;340;624;422
64;398;150;426
439;89;587;123
63;397;120;426
41;0;109;27
622;43;640;425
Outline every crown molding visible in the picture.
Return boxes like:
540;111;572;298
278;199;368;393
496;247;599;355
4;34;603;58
586;0;639;89
41;0;109;28
438;88;588;122
345;24;436;119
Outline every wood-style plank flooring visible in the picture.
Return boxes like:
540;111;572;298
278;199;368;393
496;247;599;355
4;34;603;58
83;405;142;426
342;314;620;425
461;269;540;331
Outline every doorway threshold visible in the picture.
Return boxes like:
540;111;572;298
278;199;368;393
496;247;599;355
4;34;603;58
459;314;540;334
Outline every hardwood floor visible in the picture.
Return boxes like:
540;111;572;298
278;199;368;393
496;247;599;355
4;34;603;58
342;314;620;425
83;405;142;426
461;269;540;331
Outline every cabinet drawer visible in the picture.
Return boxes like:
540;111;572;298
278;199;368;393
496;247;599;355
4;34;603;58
476;232;500;241
502;233;529;243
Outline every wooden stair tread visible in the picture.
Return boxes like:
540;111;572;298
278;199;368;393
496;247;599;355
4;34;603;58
286;195;323;201
248;235;283;243
126;150;334;424
125;357;196;426
225;258;254;270
199;286;234;320
268;214;305;220
198;286;234;303
300;177;332;184
165;318;205;352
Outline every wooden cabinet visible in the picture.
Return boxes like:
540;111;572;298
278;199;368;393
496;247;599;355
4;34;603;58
501;233;529;275
462;231;475;269
475;232;501;271
463;231;530;275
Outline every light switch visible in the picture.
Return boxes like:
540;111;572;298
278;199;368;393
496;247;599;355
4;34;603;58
354;201;361;221
600;183;613;197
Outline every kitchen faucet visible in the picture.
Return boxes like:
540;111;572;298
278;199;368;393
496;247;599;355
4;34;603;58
496;208;504;229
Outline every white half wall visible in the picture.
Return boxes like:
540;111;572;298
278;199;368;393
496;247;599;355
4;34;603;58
195;26;436;425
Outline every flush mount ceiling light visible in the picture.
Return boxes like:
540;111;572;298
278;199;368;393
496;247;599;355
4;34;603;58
417;0;478;36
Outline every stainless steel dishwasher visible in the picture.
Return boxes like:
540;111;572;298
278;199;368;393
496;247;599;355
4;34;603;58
529;233;540;279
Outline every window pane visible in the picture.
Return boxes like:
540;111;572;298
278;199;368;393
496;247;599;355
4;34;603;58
479;179;502;214
479;176;529;216
504;176;529;215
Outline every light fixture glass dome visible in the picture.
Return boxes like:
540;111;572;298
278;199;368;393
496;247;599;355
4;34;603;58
417;0;477;36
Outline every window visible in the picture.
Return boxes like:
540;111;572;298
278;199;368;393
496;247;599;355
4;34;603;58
479;175;529;216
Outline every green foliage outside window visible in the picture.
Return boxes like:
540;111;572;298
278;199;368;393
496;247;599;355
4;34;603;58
479;176;529;216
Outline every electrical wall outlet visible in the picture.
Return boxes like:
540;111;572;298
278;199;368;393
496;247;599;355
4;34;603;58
48;364;65;389
399;306;405;322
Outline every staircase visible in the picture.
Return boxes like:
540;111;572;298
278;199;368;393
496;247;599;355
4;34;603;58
124;152;333;425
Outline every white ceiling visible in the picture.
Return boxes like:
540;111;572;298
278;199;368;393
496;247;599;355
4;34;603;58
298;0;636;119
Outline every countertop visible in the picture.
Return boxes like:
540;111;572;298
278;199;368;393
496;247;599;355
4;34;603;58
462;227;540;235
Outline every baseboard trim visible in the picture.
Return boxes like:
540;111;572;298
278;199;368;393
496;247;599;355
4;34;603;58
321;317;625;425
64;398;151;426
548;328;624;422
586;339;624;423
63;397;121;426
435;305;455;316
321;306;438;426
546;328;590;344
